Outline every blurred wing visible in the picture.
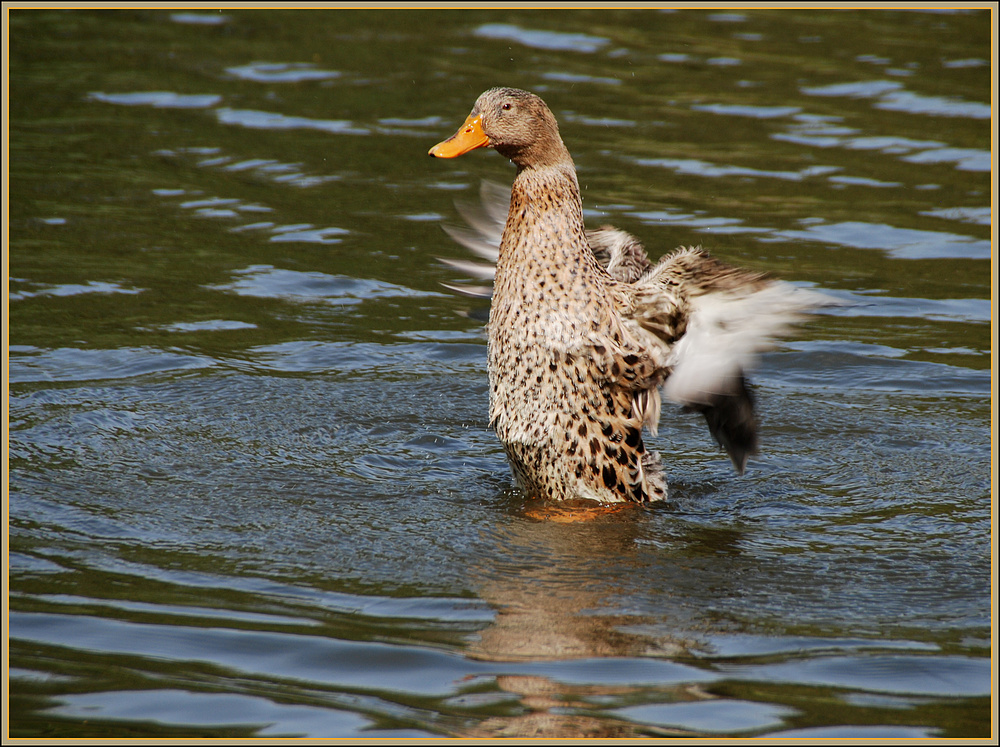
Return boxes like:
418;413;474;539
438;181;652;295
663;281;830;407
634;247;833;472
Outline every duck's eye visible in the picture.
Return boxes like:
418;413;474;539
501;102;512;111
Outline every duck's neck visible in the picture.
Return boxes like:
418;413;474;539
490;159;611;338
501;160;590;267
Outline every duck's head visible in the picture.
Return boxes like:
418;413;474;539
428;87;569;169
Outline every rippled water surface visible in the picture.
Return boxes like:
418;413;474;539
7;8;994;739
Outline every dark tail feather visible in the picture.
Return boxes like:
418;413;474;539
684;375;758;474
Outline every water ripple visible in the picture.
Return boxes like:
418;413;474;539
634;157;838;182
773;124;988;172
473;23;610;53
49;689;380;738
771;726;936;738
920;207;991;226
801;80;989;119
9;347;212;384
821;292;990;323
225;62;341;83
235;340;482;375
215;107;369;135
721;654;991;697
615;700;795;734
207;265;436;306
691;103;802;119
766;220;990;259
154;147;342;188
10;280;145;302
170;12;230;25
88;91;222;108
10;611;475;696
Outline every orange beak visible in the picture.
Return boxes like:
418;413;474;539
428;113;490;158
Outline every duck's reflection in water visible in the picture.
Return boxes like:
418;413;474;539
461;496;744;738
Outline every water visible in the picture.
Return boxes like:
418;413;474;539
7;8;993;739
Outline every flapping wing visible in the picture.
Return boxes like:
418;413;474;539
437;181;652;297
632;247;832;472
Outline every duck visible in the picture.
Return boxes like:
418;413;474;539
429;87;826;504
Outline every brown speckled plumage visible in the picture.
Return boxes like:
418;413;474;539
430;87;827;504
